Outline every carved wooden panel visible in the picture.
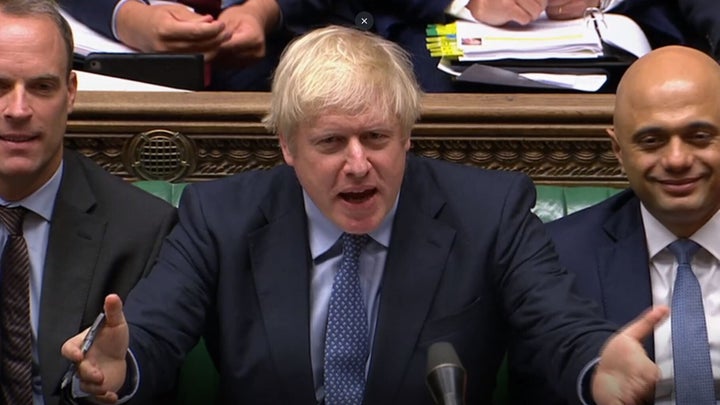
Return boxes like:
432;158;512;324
66;92;625;185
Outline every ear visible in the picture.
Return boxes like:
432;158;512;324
66;71;77;114
278;133;294;166
403;134;411;151
606;127;623;167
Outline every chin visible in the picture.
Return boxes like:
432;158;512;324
339;218;382;235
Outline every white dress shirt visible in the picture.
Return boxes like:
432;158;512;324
642;204;720;403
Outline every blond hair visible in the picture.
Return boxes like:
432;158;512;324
264;25;422;145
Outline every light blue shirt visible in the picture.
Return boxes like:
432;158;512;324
303;190;397;403
0;162;63;405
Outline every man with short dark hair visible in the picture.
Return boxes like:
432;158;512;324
0;1;177;403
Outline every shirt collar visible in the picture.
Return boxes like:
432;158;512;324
0;161;63;222
641;202;720;261
304;190;398;260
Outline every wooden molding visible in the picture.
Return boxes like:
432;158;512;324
66;91;624;185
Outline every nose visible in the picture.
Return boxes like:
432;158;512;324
344;137;370;177
2;86;32;120
661;136;693;172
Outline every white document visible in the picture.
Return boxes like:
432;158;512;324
452;11;650;62
59;9;136;56
455;16;603;62
76;70;187;92
519;72;607;91
597;13;651;57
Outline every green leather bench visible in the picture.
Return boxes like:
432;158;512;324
132;180;622;404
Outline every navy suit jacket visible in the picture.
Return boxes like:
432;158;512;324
613;0;718;56
43;149;176;405
59;0;118;39
122;155;615;404
678;0;720;59
509;189;655;404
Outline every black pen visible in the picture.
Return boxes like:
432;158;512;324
59;312;106;390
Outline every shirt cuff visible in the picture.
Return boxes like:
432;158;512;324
578;357;600;405
112;0;149;40
71;349;140;404
445;0;477;22
599;0;623;11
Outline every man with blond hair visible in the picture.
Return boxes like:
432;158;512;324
64;25;668;405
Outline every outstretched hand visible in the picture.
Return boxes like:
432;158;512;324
61;294;130;404
592;306;669;405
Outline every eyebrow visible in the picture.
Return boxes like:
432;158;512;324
0;73;62;83
632;120;719;140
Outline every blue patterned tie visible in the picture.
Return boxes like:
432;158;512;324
324;233;370;405
669;239;715;404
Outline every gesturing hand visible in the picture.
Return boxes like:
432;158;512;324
592;306;669;405
60;294;130;404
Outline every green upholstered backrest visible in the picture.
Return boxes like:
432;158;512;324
132;180;625;405
533;185;622;223
133;180;188;208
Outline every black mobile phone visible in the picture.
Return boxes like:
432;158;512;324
80;52;205;90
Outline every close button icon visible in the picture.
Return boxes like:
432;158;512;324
355;12;374;31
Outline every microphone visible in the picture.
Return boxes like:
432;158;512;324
426;342;467;405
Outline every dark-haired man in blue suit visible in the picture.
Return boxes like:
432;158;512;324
510;45;720;404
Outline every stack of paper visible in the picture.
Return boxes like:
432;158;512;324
60;9;136;56
428;16;604;61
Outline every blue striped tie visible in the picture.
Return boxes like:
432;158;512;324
669;239;714;404
324;233;370;405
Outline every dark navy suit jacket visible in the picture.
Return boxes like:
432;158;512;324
509;189;655;404
121;155;616;404
614;0;719;56
678;0;720;59
43;150;177;405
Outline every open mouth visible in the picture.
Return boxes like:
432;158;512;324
339;188;377;203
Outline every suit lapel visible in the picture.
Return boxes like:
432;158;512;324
596;194;655;357
364;161;455;404
40;151;107;400
249;178;316;403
